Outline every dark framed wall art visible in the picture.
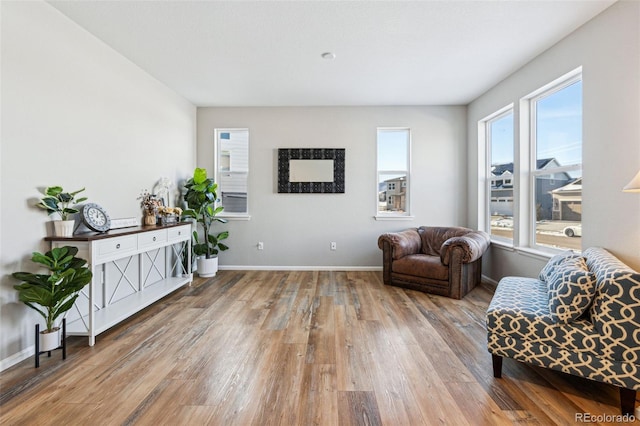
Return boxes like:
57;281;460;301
277;148;345;193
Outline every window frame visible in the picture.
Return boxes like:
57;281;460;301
375;127;412;219
527;71;582;252
482;105;515;245
478;67;582;255
214;128;250;220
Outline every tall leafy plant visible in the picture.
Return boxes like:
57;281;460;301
182;168;229;259
13;246;93;333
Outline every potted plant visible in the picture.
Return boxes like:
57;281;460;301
182;168;229;277
138;190;162;225
12;246;93;351
36;186;87;237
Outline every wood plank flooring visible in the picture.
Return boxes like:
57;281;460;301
0;271;630;425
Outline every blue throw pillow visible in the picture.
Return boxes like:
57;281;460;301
539;250;579;282
547;256;597;323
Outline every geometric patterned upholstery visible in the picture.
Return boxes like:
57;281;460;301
584;247;640;364
487;248;640;392
546;256;596;324
487;277;600;354
538;250;580;281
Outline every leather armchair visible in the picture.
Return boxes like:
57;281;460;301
377;226;490;299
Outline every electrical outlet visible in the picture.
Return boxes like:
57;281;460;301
330;242;337;251
258;242;264;250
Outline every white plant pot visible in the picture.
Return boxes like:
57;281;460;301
53;220;75;237
39;328;60;352
196;256;218;277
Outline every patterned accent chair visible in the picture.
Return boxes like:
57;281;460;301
378;226;490;299
487;247;640;415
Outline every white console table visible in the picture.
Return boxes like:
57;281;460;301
46;223;192;346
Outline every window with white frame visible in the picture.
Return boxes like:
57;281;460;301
529;75;582;250
377;128;410;216
485;108;514;242
215;128;249;216
479;69;582;252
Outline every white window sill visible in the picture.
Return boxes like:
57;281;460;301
490;239;514;251
219;214;251;221
374;215;415;221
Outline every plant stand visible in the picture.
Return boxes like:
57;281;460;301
35;318;66;368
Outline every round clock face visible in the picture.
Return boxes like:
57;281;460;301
82;203;111;232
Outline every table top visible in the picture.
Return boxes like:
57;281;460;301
45;222;191;242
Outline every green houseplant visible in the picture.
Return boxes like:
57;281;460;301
13;246;93;351
36;186;87;237
182;168;229;277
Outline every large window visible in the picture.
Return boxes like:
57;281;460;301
480;69;582;252
215;128;249;216
486;109;514;242
377;128;410;216
530;76;582;251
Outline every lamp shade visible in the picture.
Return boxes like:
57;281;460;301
623;170;640;192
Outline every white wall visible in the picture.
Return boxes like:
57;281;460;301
467;0;640;281
0;2;196;368
197;106;467;268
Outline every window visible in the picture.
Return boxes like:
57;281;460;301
485;108;514;242
377;128;410;216
530;76;582;251
215;128;249;216
479;68;582;253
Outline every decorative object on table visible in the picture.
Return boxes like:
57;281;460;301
153;177;173;207
109;217;139;229
138;190;162;225
12;246;93;367
183;167;229;277
157;206;182;225
80;203;111;232
36;186;87;237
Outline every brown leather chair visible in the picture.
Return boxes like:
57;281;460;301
378;226;490;299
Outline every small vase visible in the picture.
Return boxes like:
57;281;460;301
144;214;157;225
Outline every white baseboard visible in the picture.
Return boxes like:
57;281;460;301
482;274;499;287
219;265;383;272
1;345;34;372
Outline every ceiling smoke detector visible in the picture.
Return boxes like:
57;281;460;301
321;52;336;60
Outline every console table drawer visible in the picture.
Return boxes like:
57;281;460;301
138;229;167;248
95;235;137;262
168;225;190;242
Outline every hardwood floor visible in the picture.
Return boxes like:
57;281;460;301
0;271;630;425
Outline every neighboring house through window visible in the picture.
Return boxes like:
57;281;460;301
484;107;514;242
215;128;249;216
377;128;410;217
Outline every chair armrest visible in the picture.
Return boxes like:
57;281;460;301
377;228;421;260
440;231;490;265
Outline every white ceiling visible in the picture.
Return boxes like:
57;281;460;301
47;0;616;107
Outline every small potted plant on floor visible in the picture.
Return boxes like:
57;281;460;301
182;168;229;277
36;186;87;237
12;246;93;351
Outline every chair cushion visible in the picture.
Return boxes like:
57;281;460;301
487;276;600;353
418;226;471;257
539;250;579;282
546;256;597;324
393;254;448;281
